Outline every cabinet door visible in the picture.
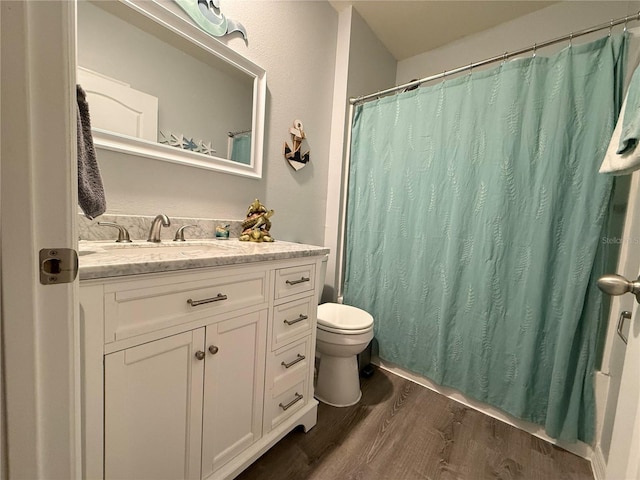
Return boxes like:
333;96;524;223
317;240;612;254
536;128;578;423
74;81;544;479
105;329;205;480
201;310;267;477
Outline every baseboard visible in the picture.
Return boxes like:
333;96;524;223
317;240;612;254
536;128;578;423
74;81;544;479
591;444;607;480
373;357;594;460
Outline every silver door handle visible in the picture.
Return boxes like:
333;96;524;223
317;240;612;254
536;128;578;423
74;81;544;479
597;274;640;303
617;310;631;344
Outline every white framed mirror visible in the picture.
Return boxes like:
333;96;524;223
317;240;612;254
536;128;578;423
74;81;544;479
77;0;266;179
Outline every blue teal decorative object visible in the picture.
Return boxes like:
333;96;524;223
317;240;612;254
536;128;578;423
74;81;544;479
184;137;198;151
215;224;230;239
229;132;251;165
344;34;628;443
173;0;247;41
159;131;217;156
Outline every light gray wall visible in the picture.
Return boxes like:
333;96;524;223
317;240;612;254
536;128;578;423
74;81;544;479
346;9;398;100
83;1;338;247
218;1;339;245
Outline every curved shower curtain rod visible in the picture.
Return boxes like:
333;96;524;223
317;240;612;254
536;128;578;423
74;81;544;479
350;11;640;105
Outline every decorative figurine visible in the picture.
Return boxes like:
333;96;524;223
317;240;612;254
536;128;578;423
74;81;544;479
284;119;310;171
239;199;274;242
173;0;247;41
215;224;230;239
159;131;217;156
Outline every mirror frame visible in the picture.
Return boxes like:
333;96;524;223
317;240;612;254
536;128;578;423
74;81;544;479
86;0;266;179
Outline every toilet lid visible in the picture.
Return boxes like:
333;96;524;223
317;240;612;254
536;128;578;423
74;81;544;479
317;303;374;331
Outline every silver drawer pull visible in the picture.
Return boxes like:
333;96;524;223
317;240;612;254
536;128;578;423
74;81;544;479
281;354;305;369
279;392;303;411
286;277;310;286
283;314;308;326
187;294;227;307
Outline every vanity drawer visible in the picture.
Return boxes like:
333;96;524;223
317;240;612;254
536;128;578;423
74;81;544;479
272;297;314;350
264;379;308;432
268;337;311;394
105;270;268;342
275;264;315;299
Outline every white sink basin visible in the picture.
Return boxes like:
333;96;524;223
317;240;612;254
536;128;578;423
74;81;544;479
80;240;236;258
103;245;215;256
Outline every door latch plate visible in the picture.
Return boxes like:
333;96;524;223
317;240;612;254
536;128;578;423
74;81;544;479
39;248;78;285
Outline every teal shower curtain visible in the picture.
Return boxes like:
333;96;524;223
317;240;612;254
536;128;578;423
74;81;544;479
344;35;627;442
230;132;252;165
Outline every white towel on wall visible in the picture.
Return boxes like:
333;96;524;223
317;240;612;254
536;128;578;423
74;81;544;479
599;96;640;175
600;30;640;175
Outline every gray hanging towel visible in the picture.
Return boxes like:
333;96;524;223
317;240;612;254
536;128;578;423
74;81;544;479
77;84;106;219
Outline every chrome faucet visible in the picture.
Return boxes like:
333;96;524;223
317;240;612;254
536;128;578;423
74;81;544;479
97;221;132;243
147;214;171;243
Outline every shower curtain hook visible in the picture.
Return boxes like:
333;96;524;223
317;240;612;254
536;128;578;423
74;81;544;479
609;19;614;36
502;51;508;65
532;43;537;58
470;62;473;74
569;32;573;47
624;15;629;33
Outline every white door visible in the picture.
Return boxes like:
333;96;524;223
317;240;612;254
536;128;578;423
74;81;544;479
201;310;267;477
1;1;79;478
104;330;205;480
601;173;640;480
607;317;640;480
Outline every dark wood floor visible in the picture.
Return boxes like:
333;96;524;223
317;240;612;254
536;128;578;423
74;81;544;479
237;367;593;480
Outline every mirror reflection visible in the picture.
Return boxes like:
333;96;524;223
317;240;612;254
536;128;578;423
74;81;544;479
77;1;254;166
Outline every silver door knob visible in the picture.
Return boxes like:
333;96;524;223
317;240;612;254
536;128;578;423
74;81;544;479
195;351;205;360
597;274;640;303
208;345;219;355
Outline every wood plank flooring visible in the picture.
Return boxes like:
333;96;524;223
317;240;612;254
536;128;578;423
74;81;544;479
237;367;593;480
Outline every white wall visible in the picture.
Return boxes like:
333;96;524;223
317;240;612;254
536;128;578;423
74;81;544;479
89;1;338;247
397;1;640;84
323;6;397;301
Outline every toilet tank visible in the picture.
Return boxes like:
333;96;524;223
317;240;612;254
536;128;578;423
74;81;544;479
319;254;328;303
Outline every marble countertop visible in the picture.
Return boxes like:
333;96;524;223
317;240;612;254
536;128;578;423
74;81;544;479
79;239;330;280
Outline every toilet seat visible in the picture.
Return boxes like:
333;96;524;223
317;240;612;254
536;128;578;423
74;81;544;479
317;323;373;335
317;303;374;332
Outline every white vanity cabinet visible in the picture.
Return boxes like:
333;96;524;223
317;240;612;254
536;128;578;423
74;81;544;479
80;255;323;480
104;329;205;480
201;310;267;477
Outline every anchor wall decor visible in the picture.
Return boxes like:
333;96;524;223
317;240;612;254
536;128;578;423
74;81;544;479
283;119;310;171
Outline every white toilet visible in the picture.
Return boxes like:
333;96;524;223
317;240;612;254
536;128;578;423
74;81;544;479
315;256;374;407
